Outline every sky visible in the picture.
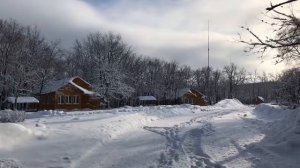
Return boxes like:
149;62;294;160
0;0;293;74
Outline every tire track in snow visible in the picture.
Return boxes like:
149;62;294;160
144;115;225;168
182;123;225;168
0;159;22;168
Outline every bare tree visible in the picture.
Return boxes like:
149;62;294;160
211;70;222;103
277;67;300;104
240;0;300;65
223;63;247;98
266;0;298;11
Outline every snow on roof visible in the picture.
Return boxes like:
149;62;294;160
137;96;157;101
42;76;96;95
69;81;95;95
5;97;39;103
257;96;265;101
177;88;196;98
41;77;71;94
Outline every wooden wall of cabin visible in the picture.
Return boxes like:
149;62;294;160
39;84;100;110
39;92;56;110
181;93;207;106
81;94;100;110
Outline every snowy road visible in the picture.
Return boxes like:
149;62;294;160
0;100;300;168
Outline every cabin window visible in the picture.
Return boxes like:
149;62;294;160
58;95;63;104
65;96;69;104
58;95;80;104
75;96;79;104
184;98;193;104
61;95;65;104
69;96;72;104
70;96;74;104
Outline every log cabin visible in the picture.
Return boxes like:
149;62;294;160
176;88;207;106
39;76;100;110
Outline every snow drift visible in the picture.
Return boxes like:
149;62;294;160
0;123;34;150
251;104;300;166
0;110;25;123
214;99;245;109
253;103;287;120
253;104;300;139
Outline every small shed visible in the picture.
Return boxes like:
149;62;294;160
255;96;265;104
4;96;39;111
137;96;157;106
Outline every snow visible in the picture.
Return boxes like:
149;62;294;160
69;81;96;95
214;98;245;109
0;123;34;150
257;96;265;101
41;77;71;94
0;99;299;168
253;103;286;120
5;97;39;103
177;88;194;98
137;96;157;101
41;76;97;95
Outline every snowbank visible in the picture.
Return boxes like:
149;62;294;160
214;99;245;109
0;123;34;150
0;110;25;123
253;103;287;120
251;104;300;163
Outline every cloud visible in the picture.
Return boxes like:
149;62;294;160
0;0;289;74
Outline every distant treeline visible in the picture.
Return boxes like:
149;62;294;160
0;19;299;107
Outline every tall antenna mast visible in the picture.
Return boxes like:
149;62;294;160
207;20;211;104
208;20;210;68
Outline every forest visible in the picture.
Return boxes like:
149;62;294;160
0;18;299;108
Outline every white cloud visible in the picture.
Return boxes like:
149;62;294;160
0;0;290;74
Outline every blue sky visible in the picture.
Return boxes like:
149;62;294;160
0;0;291;74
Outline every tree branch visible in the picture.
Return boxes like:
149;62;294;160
266;0;298;11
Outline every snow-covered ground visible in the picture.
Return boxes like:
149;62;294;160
0;99;299;168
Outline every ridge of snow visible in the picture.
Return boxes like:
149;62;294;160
214;99;245;109
0;123;33;150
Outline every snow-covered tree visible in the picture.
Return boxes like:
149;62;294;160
70;32;135;105
0;19;64;110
